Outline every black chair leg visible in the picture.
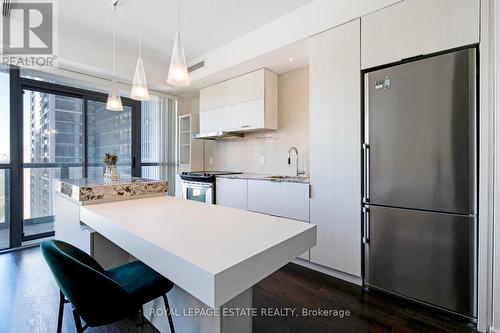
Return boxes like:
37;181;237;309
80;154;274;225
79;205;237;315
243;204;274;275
57;291;65;333
138;307;145;327
72;309;84;333
162;294;175;333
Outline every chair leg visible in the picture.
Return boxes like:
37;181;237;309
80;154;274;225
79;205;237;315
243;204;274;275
162;294;175;333
57;291;65;333
138;307;145;327
72;309;84;333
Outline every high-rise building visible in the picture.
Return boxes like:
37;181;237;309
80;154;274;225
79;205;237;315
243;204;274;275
26;91;82;221
87;101;131;178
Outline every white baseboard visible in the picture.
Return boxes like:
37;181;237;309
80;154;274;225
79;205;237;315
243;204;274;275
292;258;362;286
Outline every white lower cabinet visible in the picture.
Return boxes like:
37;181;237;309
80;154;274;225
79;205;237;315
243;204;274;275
216;178;248;210
309;19;361;277
216;178;310;260
247;180;309;222
247;180;276;216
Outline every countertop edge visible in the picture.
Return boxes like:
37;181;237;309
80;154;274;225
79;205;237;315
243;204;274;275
215;174;310;184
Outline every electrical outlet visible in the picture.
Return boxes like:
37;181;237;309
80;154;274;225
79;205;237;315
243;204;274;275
259;156;265;165
208;157;213;165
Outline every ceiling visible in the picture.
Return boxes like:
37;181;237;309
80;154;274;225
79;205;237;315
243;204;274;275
59;0;314;62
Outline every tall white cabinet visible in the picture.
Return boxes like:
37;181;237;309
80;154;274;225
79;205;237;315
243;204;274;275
309;19;361;278
361;0;480;69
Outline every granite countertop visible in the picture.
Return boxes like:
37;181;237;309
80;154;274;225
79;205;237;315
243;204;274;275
55;177;168;204
59;177;163;187
216;173;310;184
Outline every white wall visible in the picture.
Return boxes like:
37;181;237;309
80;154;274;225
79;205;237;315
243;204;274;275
202;67;309;175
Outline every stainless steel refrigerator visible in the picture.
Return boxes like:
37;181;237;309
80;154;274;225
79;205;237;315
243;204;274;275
363;48;477;319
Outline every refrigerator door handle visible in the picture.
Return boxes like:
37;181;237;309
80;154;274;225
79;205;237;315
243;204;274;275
363;206;370;244
363;143;370;203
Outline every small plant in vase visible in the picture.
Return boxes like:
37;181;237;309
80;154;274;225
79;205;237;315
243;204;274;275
103;153;120;180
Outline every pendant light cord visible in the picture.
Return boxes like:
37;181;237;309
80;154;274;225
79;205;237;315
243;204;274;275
177;0;180;34
112;4;116;77
138;0;142;57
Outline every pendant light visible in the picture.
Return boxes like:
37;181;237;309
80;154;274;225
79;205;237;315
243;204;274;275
130;1;150;100
106;1;123;111
166;0;190;87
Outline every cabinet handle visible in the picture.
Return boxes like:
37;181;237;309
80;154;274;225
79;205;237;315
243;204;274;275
240;125;251;128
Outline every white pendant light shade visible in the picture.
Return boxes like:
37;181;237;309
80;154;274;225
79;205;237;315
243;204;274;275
131;57;150;100
106;80;123;111
166;32;190;87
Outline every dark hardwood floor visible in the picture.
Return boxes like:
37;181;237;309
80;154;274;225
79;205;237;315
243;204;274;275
0;246;477;333
253;263;477;333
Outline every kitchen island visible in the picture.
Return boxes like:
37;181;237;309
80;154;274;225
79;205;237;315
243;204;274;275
54;178;316;333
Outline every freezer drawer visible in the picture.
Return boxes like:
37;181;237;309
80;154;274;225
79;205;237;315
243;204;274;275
365;206;476;317
365;48;476;214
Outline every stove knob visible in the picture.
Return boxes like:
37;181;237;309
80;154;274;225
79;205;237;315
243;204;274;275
204;173;210;177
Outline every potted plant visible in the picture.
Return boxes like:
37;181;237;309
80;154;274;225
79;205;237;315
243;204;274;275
103;153;120;180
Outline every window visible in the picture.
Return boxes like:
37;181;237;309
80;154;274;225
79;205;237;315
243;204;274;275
141;96;168;180
87;100;133;178
141;97;177;190
18;81;140;241
0;70;9;164
0;69;11;250
22;91;84;237
0;68;176;248
0;169;10;250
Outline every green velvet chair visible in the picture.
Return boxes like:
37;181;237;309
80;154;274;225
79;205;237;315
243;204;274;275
41;240;175;333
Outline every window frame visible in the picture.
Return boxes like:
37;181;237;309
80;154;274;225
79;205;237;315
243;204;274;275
6;68;142;247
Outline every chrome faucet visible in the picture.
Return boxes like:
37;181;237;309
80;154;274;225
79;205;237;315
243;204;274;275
288;146;305;177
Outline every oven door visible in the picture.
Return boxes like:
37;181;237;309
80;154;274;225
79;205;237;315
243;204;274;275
181;181;214;204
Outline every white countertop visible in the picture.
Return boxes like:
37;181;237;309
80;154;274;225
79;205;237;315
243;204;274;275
80;196;316;308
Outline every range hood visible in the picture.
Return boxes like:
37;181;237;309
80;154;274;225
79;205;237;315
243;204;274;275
192;131;244;140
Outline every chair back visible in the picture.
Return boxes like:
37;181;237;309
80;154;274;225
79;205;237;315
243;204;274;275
41;240;137;327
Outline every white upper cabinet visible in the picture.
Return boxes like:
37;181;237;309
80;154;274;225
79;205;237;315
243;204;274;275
361;0;480;69
199;69;278;133
309;19;361;277
361;2;413;69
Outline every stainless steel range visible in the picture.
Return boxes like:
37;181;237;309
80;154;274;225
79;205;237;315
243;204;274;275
179;171;242;204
